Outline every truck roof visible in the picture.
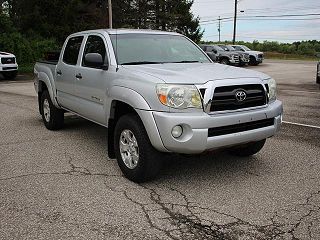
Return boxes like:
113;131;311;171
71;29;182;36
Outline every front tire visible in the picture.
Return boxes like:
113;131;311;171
249;56;258;66
40;91;64;130
228;139;266;157
114;114;163;182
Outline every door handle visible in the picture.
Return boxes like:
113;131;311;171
75;73;82;79
56;70;62;75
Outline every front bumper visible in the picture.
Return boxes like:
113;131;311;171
150;100;283;154
257;57;264;63
0;64;18;72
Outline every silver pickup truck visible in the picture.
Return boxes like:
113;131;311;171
34;29;283;182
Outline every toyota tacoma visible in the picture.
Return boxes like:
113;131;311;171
34;29;283;182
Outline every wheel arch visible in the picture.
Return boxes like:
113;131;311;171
37;73;59;110
107;98;167;158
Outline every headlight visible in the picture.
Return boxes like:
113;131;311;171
267;78;277;102
156;84;202;109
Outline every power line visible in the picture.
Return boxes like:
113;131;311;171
200;13;320;24
200;17;320;25
240;13;320;18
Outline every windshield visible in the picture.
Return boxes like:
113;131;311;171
242;46;251;51
213;45;224;51
218;45;228;51
226;45;236;51
219;45;235;51
110;34;211;65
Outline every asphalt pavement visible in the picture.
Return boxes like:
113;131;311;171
0;60;319;240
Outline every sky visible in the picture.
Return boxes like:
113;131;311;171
191;0;320;43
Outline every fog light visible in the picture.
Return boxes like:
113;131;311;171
172;125;183;138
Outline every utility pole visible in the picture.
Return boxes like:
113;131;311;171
232;0;238;44
108;0;113;29
218;16;221;42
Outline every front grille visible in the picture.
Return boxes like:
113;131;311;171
258;54;264;59
210;84;267;112
1;57;16;64
2;67;17;71
208;118;275;137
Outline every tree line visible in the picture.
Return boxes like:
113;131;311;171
0;0;202;66
1;0;319;68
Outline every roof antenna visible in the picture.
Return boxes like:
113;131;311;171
116;29;119;72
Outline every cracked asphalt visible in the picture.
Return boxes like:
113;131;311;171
0;60;320;239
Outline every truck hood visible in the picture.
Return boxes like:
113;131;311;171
122;63;270;84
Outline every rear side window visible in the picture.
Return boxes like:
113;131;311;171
63;36;84;65
234;46;243;51
82;35;107;67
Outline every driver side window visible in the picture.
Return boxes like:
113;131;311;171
82;35;108;68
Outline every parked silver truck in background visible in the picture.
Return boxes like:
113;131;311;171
231;45;264;66
34;29;283;182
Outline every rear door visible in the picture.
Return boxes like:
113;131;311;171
56;35;84;110
73;34;110;125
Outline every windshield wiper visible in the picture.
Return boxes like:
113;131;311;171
121;61;163;65
170;60;202;63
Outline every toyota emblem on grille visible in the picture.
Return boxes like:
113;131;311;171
235;90;247;102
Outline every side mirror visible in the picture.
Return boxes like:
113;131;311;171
84;53;108;70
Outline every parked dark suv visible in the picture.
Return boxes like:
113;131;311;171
200;45;241;66
218;45;250;66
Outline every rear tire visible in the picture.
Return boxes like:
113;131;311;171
40;91;64;130
228;139;266;157
114;114;163;182
2;71;17;80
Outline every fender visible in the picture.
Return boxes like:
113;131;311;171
107;85;151;111
107;86;168;153
37;71;60;108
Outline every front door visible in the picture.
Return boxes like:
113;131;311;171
73;34;110;125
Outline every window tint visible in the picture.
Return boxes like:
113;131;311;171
234;46;243;51
63;36;84;65
206;46;214;52
83;35;107;68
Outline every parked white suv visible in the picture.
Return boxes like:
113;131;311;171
0;51;18;79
